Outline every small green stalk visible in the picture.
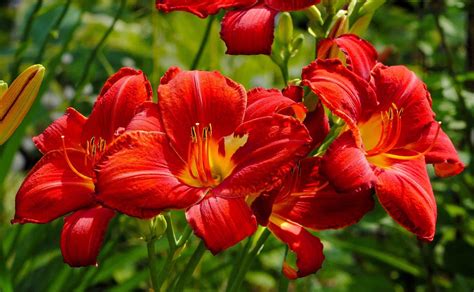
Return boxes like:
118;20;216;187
172;241;207;292
227;229;272;292
190;15;216;70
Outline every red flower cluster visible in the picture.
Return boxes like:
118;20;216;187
156;0;320;54
13;34;464;279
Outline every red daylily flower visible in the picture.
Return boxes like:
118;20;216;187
251;157;374;279
95;67;312;253
156;0;320;55
301;34;464;241
12;68;153;266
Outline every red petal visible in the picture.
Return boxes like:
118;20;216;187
186;195;257;254
407;122;464;177
317;34;378;81
156;0;257;18
215;114;312;198
275;157;374;230
220;5;278;55
282;85;303;102
126;102;163;132
302;59;378;135
61;206;115;267
96;131;206;218
158;68;246;160
320;131;376;192
12;150;95;224
375;157;437;241
268;218;324;279
82;67;153;145
264;0;320;11
244;88;305;122
372;65;434;147
33;107;86;154
304;101;329;150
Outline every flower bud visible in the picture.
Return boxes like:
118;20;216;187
291;34;304;55
359;0;385;15
277;12;293;46
153;214;168;237
0;64;45;145
327;11;349;39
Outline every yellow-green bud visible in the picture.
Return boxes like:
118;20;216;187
349;13;373;35
291;34;304;53
0;81;8;96
359;0;385;15
304;6;323;26
277;12;293;46
0;64;45;145
327;12;349;38
153;215;168;237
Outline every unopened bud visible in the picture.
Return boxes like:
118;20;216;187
291;34;304;54
0;64;45;145
359;0;385;15
277;13;293;46
349;13;373;35
153;215;167;237
0;81;8;96
327;12;349;39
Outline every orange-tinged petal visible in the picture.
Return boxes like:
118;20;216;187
126;102;163;132
320;131;376;193
12;150;94;224
268;216;324;279
301;59;377;136
275;157;374;230
158;68;247;160
61;206;115;267
156;0;257;18
244;87;305;122
372;64;435;148
215;114;312;198
264;0;319;11
0;64;45;145
81;67;153;146
317;34;378;81
375;157;437;241
406;121;464;177
96;131;206;218
186;195;257;254
33;107;86;154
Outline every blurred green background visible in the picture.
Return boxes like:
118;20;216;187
0;0;473;291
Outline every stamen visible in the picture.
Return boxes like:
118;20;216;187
60;136;92;181
383;122;442;161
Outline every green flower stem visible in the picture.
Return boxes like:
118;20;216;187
176;225;193;247
71;0;126;106
10;0;43;78
173;241;207;292
278;246;290;292
227;228;272;292
34;0;71;63
190;15;216;70
227;237;253;285
164;213;177;250
146;236;160;292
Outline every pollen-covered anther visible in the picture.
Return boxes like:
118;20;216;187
85;136;107;165
186;122;218;187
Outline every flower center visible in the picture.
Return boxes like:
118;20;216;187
360;103;441;168
85;136;107;166
60;135;93;181
179;122;248;188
